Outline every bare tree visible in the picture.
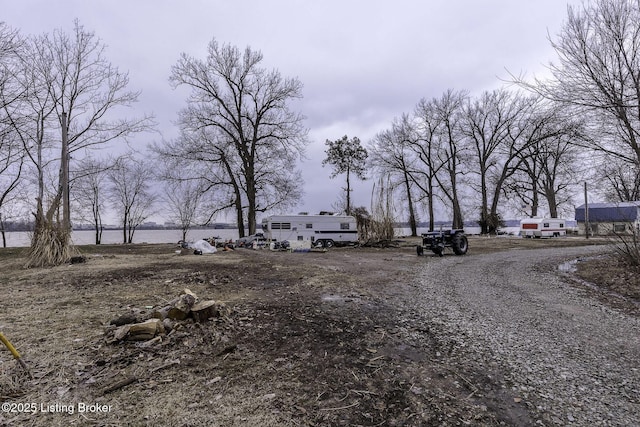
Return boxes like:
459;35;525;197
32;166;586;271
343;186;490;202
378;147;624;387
4;21;152;265
323;135;368;215
517;0;640;201
369;114;419;236
462;90;543;234
154;128;246;231
504;102;584;218
169;38;308;236
109;157;157;244
0;132;24;247
411;99;448;231
601;160;640;201
71;156;114;244
430;89;469;229
0;24;25;248
0;23;23;131
162;178;207;242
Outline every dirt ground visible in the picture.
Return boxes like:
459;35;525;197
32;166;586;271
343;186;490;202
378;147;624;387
0;235;636;426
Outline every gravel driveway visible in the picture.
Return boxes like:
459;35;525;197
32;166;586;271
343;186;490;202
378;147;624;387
411;245;640;426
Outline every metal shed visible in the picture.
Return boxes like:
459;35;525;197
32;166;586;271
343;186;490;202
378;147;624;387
575;201;640;235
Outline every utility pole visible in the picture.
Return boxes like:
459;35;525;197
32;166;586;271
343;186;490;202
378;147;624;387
584;181;589;239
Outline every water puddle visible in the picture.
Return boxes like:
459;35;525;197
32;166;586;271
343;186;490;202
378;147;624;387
321;294;360;303
557;256;640;309
557;259;578;273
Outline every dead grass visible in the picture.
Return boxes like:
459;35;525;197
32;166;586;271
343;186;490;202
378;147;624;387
0;236;624;426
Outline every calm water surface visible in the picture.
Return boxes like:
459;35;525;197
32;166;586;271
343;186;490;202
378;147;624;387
3;229;241;248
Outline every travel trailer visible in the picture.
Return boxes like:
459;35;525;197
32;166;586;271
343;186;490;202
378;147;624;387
520;218;567;238
261;213;358;248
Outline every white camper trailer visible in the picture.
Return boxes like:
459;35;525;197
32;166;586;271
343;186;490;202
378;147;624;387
261;213;358;248
520;218;567;238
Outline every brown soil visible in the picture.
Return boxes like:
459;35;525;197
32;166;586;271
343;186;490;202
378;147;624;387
0;236;634;426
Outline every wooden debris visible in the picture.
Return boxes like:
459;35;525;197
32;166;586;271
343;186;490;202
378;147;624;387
167;289;198;320
105;289;230;345
191;300;227;322
109;306;154;326
128;319;164;341
111;319;164;342
151;305;172;321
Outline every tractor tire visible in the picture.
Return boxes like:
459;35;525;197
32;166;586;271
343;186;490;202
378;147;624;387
432;248;444;257
452;233;468;255
416;245;424;256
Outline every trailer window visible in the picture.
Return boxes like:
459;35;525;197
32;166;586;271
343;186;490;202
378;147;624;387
306;223;312;229
340;222;350;230
614;224;626;233
271;222;291;230
543;223;549;228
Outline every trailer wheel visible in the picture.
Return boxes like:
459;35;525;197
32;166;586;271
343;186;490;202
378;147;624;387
324;239;335;248
416;245;424;256
452;233;468;255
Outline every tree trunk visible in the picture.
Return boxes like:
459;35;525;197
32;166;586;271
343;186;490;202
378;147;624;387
26;113;75;267
93;194;102;244
427;179;435;231
0;214;5;248
480;168;489;234
234;196;245;238
403;171;417;236
345;165;352;215
530;179;539;217
448;165;464;230
451;196;463;230
545;185;558;218
61;112;70;231
489;177;507;234
247;178;257;236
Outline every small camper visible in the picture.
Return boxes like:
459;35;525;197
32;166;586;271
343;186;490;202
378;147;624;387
520;218;567;238
261;213;358;248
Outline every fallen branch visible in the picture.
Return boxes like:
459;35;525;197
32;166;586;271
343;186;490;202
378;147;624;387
102;376;138;395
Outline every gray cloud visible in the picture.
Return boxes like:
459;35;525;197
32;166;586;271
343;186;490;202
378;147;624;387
3;0;581;220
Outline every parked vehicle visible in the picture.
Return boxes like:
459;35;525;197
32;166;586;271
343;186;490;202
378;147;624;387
261;213;358;248
520;218;567;238
417;229;468;257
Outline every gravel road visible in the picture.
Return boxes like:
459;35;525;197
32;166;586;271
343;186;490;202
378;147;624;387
410;245;640;426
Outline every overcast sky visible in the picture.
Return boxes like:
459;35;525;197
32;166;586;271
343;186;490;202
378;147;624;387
3;0;583;223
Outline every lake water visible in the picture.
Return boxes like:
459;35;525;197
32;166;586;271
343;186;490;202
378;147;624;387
2;228;242;248
2;225;515;248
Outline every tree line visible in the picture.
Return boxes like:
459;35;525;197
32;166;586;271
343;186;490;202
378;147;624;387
367;89;585;236
338;0;640;236
1;0;640;265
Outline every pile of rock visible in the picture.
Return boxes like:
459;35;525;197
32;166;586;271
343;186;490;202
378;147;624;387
105;289;229;344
